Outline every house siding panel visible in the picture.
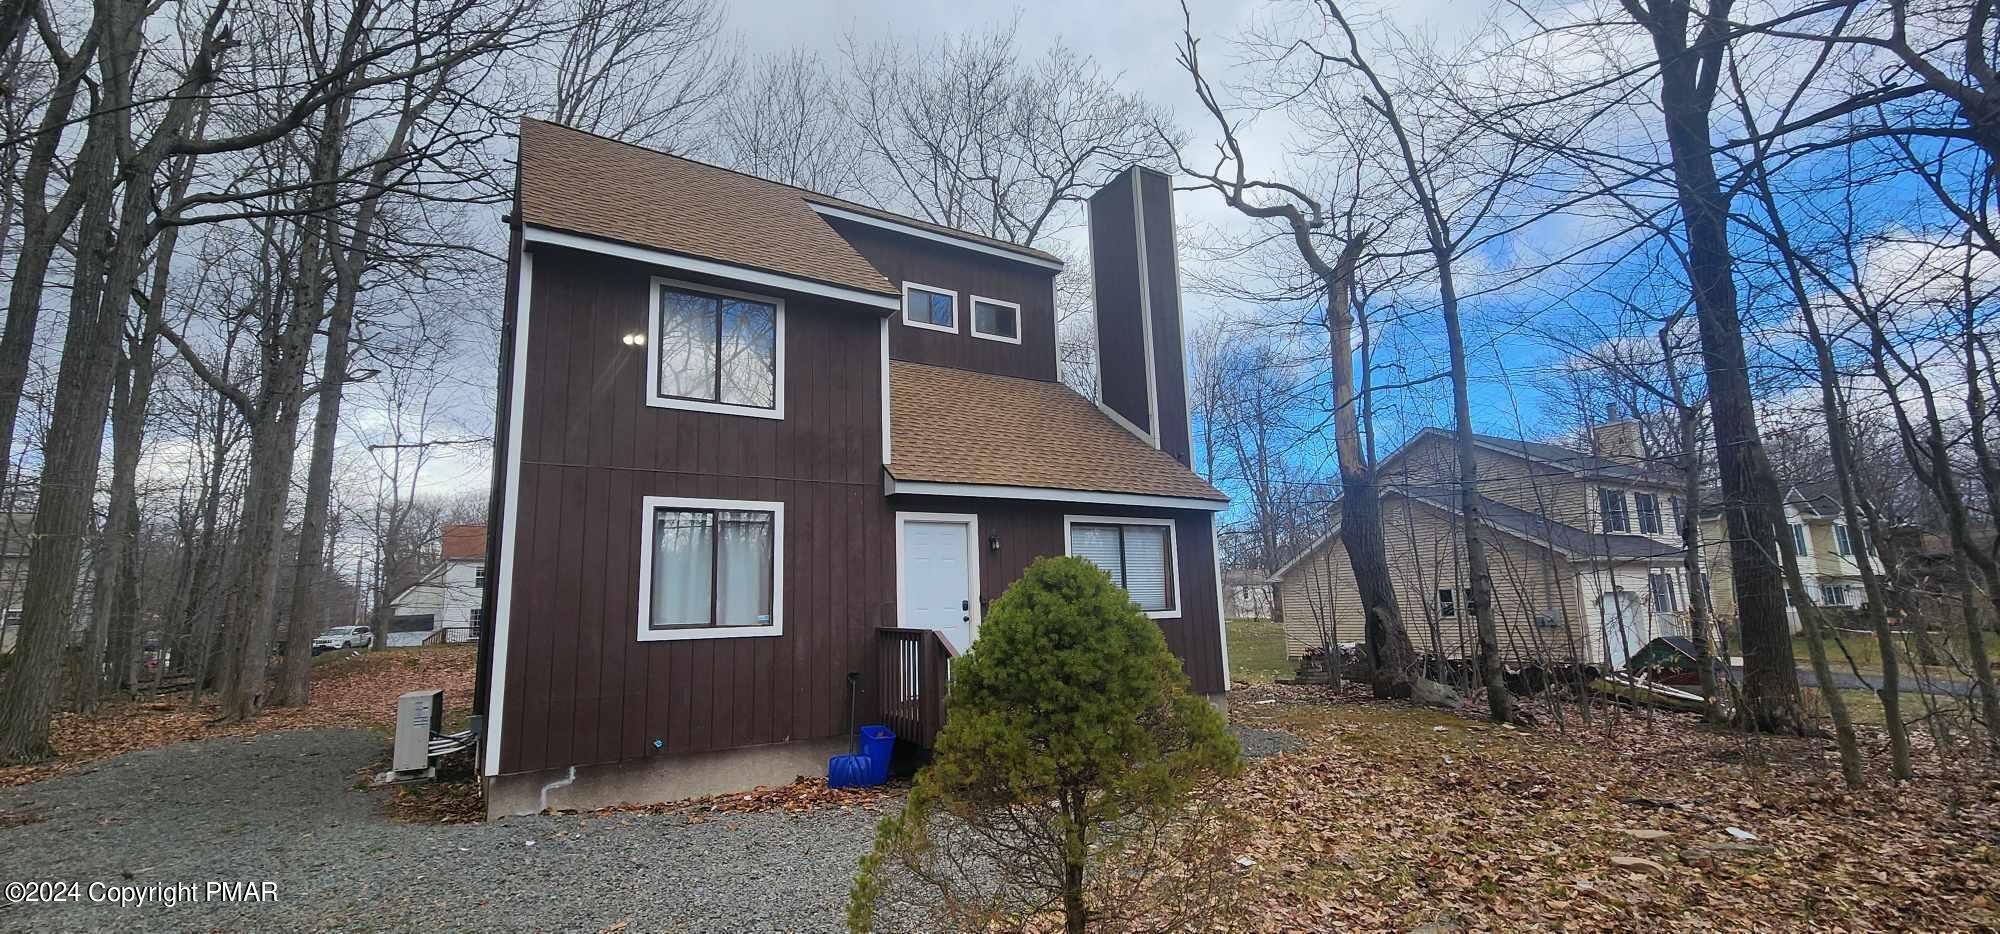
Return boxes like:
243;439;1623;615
1139;170;1192;466
897;496;1227;695
830;219;1058;382
1090;171;1150;434
499;247;892;775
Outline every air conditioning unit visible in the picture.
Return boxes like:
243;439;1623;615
393;689;443;774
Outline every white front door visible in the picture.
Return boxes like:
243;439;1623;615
1598;590;1647;669
899;515;977;652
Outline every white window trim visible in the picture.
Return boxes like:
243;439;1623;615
635;495;786;642
902;282;958;333
1063;514;1182;619
968;294;1023;344
894;512;983;647
646;277;787;420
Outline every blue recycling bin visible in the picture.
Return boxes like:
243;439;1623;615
858;724;895;785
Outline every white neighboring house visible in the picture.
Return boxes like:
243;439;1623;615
385;523;487;647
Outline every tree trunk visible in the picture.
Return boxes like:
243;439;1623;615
1325;239;1417;697
1630;0;1801;732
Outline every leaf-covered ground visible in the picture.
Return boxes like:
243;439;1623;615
1209;683;2000;932
0;645;476;788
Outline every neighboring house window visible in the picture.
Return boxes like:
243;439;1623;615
1669;495;1684;530
1635;493;1663;534
1599;489;1630;533
649;279;783;418
1820;584;1848;605
1834;524;1852;556
473;565;487;588
1437;588;1457;618
469;606;484;629
1649;571;1677;613
969;296;1021;343
637;496;784;641
1791;523;1809;557
902;282;957;333
1067;518;1178;616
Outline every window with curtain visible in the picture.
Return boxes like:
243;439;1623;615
903;283;956;331
643;500;780;639
1599;488;1630;533
1068;520;1176;614
1635;493;1663;534
654;283;778;412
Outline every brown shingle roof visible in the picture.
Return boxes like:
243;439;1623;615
516;120;1063;295
441;524;486;561
518;119;894;296
886;362;1226;504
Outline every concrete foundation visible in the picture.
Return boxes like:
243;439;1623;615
484;737;850;818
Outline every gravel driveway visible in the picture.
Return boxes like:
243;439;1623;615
0;730;885;933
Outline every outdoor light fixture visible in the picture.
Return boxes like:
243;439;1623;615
621;332;646;347
988;534;1000;553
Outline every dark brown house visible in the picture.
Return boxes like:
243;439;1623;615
474;120;1228;814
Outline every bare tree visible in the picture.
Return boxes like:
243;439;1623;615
540;0;730;148
713;49;868;196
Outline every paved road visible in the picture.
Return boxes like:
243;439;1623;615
0;730;886;933
1725;665;1979;696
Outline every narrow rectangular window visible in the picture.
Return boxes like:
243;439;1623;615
1791;523;1809;557
639;497;783;641
1834;524;1852;556
1669;495;1684;530
902;283;957;332
651;280;782;417
1599;489;1629;533
1635;493;1663;534
1649;572;1674;613
1438;588;1457;618
970;296;1021;343
473;565;487;588
1067;519;1178;615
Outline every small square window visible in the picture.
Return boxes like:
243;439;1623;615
970;296;1021;343
902;283;957;332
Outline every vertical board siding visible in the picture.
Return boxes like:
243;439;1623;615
1089;171;1150;434
501;249;892;775
1138;171;1192;468
909;496;1227;695
829;219;1059;382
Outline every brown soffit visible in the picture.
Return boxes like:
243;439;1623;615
885;361;1227;506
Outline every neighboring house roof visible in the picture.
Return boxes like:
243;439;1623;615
516;120;1063;301
884;361;1226;505
441;523;486;561
1455;428;1676;485
1268;483;1681;585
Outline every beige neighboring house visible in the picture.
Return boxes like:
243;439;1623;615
1270;423;1697;670
0;512;28;653
1700;483;1881;633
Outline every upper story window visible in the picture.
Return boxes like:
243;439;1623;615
1635;493;1663;534
1834;523;1853;556
649;278;784;420
1669;495;1684;529
1437;588;1458;618
473;565;487;588
902;282;957;333
1599;488;1630;533
970;295;1021;344
638;495;784;641
1791;523;1809;556
1066;516;1179;618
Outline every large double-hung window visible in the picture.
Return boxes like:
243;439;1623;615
649;279;783;419
637;496;784;641
1066;517;1179;617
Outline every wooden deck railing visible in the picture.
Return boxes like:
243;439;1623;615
876;626;959;750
